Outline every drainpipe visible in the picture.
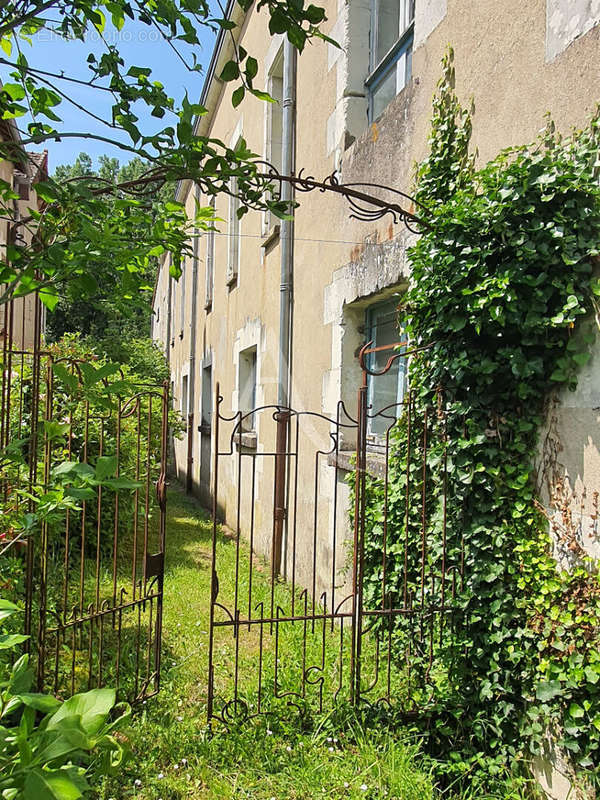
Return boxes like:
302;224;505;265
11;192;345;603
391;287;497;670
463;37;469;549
165;256;172;368
186;184;200;494
274;39;297;580
278;39;296;409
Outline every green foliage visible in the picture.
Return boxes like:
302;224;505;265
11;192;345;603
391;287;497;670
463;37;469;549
0;601;129;799
360;50;600;792
0;0;328;309
0;333;177;564
45;153;170;355
98;489;468;800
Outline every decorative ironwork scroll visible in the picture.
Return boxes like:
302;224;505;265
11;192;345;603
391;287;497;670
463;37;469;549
207;343;465;725
257;164;433;232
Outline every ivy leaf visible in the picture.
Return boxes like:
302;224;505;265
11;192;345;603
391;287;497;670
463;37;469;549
535;681;561;702
572;352;591;367
568;702;585;719
585;666;600;685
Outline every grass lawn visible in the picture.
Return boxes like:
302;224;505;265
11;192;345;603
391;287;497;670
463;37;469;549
95;486;530;800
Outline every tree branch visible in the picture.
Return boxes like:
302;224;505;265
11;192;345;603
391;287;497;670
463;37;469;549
0;0;58;38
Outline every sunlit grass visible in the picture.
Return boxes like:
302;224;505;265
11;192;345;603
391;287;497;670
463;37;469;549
95;486;538;800
95;486;443;800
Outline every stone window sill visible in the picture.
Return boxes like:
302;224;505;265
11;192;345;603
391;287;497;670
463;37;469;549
261;223;280;253
327;449;387;480
235;431;257;450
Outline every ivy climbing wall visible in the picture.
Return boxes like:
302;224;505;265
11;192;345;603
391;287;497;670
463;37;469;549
358;52;600;797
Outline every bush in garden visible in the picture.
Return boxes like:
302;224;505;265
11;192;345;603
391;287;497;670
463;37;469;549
0;599;129;799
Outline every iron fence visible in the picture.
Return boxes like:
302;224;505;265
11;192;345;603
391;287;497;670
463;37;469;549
0;296;169;703
207;344;466;724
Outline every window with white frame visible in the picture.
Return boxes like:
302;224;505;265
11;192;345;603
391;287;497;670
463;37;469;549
168;263;174;347
205;195;215;309
181;374;189;421
264;50;284;233
365;298;408;440
179;256;186;337
366;0;415;122
238;346;257;432
227;138;242;287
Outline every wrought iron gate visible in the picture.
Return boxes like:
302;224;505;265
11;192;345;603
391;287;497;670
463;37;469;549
208;344;465;724
1;300;168;703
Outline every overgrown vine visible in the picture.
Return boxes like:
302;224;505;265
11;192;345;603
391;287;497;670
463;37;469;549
361;50;600;794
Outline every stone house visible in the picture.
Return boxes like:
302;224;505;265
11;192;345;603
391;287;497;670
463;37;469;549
0;115;48;350
152;0;600;741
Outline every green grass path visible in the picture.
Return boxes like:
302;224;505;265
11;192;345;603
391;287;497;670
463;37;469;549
97;486;441;800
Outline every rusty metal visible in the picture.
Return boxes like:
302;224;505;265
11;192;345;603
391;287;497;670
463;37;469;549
255;166;433;232
207;341;463;724
272;410;289;581
0;298;169;703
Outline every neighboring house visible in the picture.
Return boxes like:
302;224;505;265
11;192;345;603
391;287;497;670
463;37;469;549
0;116;48;351
152;0;600;599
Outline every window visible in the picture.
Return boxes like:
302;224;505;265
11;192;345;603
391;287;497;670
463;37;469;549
227;137;243;287
264;50;284;233
201;364;212;431
179;256;186;337
205;195;215;309
238;346;257;432
181;374;189;420
365;298;408;439
366;0;414;122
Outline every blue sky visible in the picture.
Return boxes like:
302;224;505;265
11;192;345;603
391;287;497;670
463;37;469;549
1;17;218;173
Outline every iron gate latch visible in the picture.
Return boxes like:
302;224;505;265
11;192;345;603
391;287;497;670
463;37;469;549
145;551;165;579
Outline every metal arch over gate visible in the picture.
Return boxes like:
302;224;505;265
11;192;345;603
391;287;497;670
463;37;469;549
207;345;466;724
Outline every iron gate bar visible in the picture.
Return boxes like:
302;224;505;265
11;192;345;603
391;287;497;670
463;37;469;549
207;339;466;723
1;308;170;704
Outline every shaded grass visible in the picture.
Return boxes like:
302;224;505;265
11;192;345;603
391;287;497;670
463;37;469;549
95;487;534;800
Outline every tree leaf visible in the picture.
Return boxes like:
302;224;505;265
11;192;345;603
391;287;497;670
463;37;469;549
220;60;240;82
24;769;83;800
0;598;21;621
232;86;245;108
95;455;118;481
